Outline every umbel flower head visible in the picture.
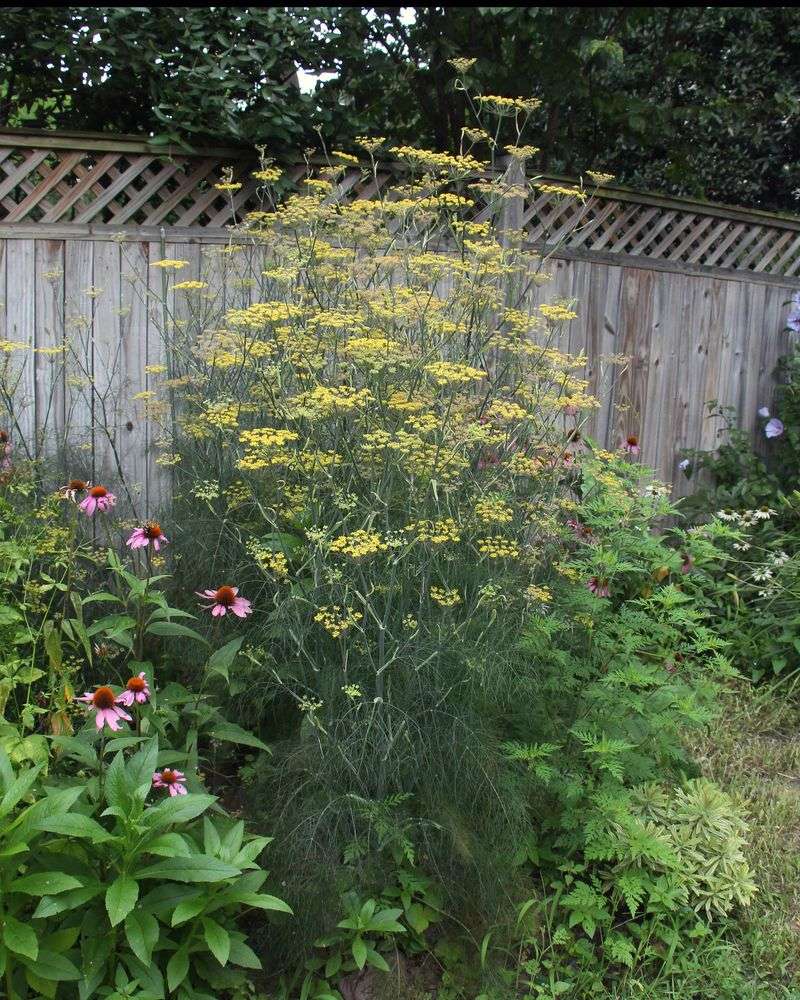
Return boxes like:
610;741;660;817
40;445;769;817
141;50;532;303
117;671;151;707
79;485;117;515
197;585;252;618
78;686;132;731
126;522;169;551
152;768;187;796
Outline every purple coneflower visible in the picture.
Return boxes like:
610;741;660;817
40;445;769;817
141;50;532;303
623;435;640;457
587;576;610;598
197;585;252;619
567;518;595;543
79;485;117;515
117;672;151;707
78;686;132;731
126;521;168;551
152;768;187;797
60;478;89;502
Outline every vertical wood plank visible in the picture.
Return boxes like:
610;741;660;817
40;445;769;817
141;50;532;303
118;240;150;516
34;240;66;461
0;240;7;442
4;239;36;456
63;240;95;479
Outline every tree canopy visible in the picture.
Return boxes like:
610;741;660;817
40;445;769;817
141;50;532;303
2;6;800;212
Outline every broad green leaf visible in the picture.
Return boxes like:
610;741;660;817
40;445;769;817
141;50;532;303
145;793;216;828
44;626;62;671
171;894;207;926
167;947;189;992
10;872;82;896
228;937;261;970
34;813;111;842
104;750;130;810
20;948;81;981
3;914;38;959
137;855;240;883
236;892;292;914
209;723;269;752
202;917;230;966
206;637;243;682
25;968;57;999
106;876;140;926
144;832;191;857
351;935;367;970
147;621;208;645
0;763;43;816
124;910;160;966
7;786;84;846
32;884;103;919
365;948;390;972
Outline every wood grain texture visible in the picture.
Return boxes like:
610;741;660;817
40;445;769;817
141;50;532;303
0;225;794;504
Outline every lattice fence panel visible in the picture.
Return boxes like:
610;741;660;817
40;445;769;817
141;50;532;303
2;132;800;277
0;145;258;227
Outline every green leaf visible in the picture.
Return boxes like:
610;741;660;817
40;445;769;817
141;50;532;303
104;750;130;809
167;947;189;992
32;884;103;919
209;723;269;752
10;872;82;896
228;938;261;970
3;914;38;960
20;948;81;981
106;876;140;926
145;793;216;828
237;892;292;914
351;936;367;970
137;855;241;883
145;832;191;857
44;627;62;671
34;813;111;842
365;948;390;972
366;907;404;933
203;917;231;966
124;911;160;966
206;637;243;682
147;621;209;644
0;763;43;816
171;894;207;926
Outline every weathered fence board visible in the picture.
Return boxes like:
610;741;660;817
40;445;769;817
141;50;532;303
0;128;797;512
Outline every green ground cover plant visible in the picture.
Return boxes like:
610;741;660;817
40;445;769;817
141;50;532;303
0;95;794;998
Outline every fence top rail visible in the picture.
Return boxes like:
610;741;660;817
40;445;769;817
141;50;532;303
2;125;799;229
1;126;800;278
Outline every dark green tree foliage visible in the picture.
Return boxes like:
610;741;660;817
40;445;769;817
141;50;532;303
3;6;800;210
0;7;328;145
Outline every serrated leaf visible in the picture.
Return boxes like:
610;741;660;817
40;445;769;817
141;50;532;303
203;917;230;966
106;876;139;926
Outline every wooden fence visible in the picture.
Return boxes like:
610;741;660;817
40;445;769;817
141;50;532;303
0;127;797;513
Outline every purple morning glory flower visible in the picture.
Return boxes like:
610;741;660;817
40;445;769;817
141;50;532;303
758;406;770;418
765;418;785;439
788;311;800;333
678;458;690;471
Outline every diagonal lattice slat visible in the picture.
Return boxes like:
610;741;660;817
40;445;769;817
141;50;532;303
1;130;800;278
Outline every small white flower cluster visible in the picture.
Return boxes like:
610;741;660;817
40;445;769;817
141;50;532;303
716;507;776;525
